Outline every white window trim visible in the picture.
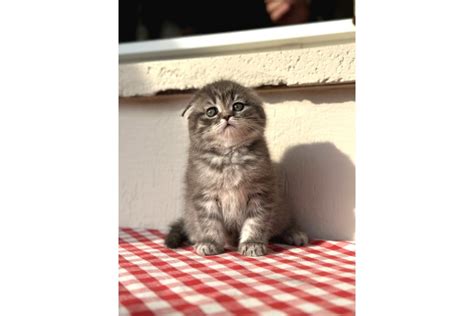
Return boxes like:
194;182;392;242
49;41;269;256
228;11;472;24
119;19;355;63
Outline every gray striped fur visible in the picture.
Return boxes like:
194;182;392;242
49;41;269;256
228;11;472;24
165;80;308;256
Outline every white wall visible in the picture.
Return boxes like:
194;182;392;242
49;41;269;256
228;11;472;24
119;85;355;240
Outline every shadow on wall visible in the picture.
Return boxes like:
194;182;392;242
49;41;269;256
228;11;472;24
280;142;355;241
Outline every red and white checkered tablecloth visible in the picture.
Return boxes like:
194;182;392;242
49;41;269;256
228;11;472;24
119;227;355;316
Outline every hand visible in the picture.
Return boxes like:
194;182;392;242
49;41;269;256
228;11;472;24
265;0;310;25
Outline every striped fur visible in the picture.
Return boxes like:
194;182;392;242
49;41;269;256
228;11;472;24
165;80;308;256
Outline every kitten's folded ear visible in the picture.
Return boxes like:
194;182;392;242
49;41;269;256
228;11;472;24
181;103;192;117
182;93;198;118
181;103;195;118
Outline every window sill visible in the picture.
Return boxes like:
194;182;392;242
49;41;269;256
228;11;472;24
119;19;355;97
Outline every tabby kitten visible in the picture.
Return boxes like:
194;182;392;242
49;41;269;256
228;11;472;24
165;80;308;256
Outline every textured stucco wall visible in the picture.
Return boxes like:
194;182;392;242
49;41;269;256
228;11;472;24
119;85;355;240
119;43;355;97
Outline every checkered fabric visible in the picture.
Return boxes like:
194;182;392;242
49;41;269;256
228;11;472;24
119;227;355;316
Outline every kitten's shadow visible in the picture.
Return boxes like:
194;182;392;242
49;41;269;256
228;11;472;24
278;142;355;241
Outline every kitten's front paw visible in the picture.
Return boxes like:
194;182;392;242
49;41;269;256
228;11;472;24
194;242;224;256
239;242;267;257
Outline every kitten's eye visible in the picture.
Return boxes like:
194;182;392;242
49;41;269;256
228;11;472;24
233;102;245;112
206;107;218;117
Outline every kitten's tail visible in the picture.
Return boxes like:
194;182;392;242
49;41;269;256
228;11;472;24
164;218;188;248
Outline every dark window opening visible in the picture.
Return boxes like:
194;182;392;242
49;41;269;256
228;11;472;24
119;0;354;43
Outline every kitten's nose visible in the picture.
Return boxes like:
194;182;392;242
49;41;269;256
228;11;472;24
223;114;232;121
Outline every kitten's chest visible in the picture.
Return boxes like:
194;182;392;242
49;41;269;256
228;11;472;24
218;187;248;229
206;151;256;228
207;150;255;189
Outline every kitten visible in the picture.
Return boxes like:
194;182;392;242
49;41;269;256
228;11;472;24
165;80;308;256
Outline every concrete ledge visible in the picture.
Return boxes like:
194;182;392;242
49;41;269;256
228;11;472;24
119;42;355;97
119;20;354;63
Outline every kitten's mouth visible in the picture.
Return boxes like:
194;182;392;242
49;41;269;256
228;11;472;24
223;122;235;131
221;123;239;138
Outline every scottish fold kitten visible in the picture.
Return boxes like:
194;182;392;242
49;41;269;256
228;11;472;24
165;80;308;256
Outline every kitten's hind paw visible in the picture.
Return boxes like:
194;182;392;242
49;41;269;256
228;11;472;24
239;242;267;257
274;230;309;246
194;242;224;256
